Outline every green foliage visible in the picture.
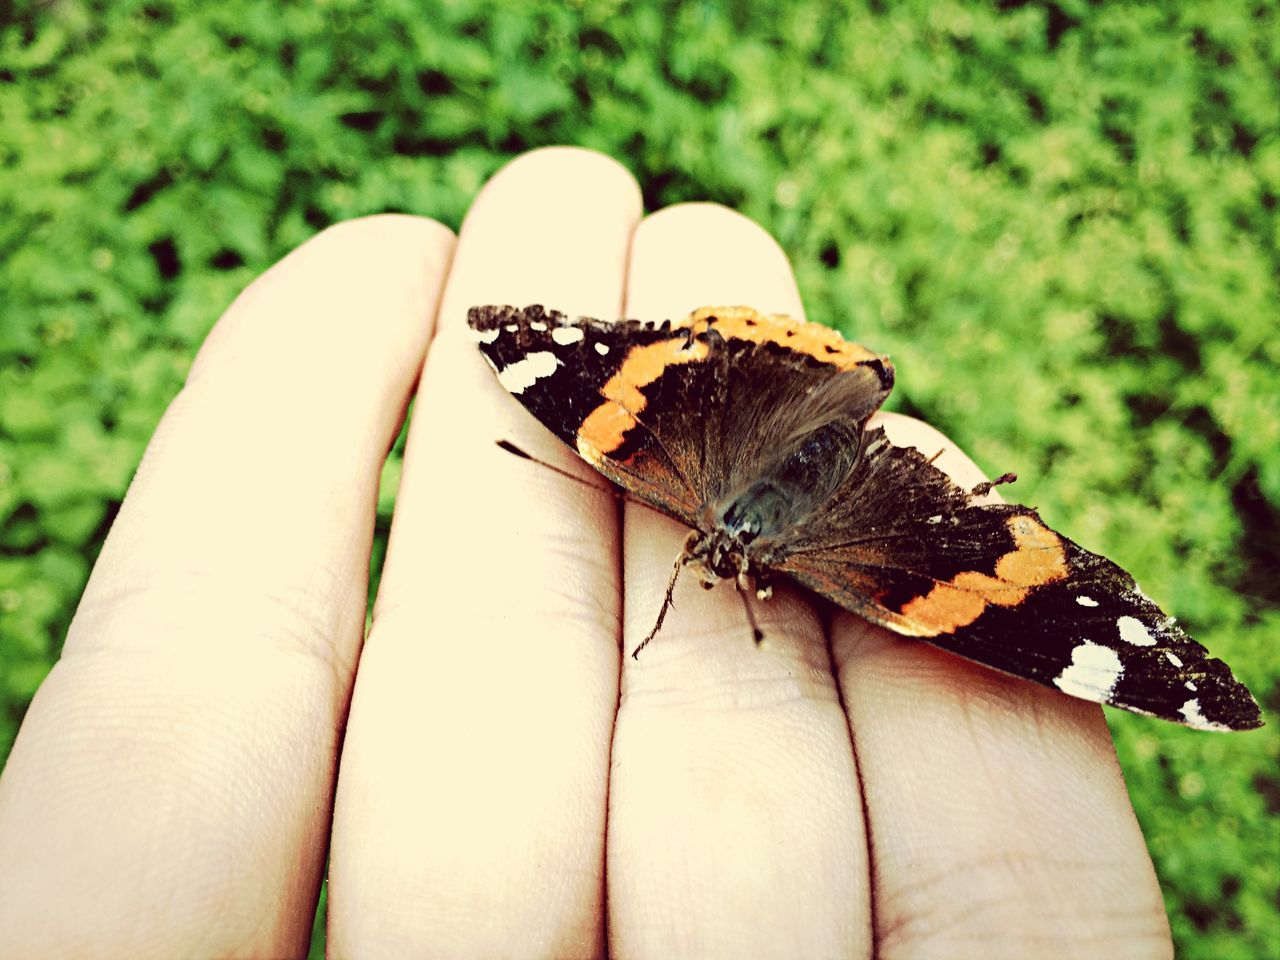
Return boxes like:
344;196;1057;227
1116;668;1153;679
1;0;1276;955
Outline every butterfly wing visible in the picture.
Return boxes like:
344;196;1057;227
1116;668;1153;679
469;304;704;522
775;430;1263;731
469;305;893;525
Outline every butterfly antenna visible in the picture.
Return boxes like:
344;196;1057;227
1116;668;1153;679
495;440;600;488
496;440;671;516
631;552;685;659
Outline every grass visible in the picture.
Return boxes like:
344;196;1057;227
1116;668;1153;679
1;0;1277;955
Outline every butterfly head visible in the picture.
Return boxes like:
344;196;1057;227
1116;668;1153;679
685;487;790;592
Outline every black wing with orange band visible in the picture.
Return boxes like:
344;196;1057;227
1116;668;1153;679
468;304;893;522
776;432;1263;730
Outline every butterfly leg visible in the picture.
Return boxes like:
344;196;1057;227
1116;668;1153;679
630;530;704;659
735;585;766;644
969;471;1017;498
753;569;774;602
733;561;768;644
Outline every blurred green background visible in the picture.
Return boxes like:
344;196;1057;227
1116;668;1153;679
1;0;1277;955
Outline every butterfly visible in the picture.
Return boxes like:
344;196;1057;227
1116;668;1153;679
468;304;1263;732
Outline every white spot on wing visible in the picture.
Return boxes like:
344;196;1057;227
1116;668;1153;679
496;351;559;394
529;320;548;331
594;342;610;355
1117;615;1156;646
1053;641;1124;702
504;323;518;332
1178;697;1231;731
1185;680;1197;691
469;326;500;344
1075;595;1099;607
1164;651;1183;668
551;326;585;345
926;515;942;524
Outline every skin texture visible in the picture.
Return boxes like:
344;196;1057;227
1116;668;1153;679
0;148;1175;959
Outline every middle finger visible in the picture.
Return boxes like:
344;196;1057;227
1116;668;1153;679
607;205;871;958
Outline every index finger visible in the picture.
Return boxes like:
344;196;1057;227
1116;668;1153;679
0;215;455;956
327;148;642;956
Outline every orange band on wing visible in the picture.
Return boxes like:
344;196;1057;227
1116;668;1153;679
684;306;886;373
576;307;886;463
898;514;1068;635
576;336;710;462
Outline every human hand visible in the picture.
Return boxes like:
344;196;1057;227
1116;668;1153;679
0;148;1174;958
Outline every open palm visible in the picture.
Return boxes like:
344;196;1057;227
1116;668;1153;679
0;148;1173;959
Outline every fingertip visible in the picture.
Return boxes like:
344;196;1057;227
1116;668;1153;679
626;203;804;321
871;410;999;497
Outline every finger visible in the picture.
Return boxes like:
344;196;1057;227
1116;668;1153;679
834;414;1172;957
0;216;454;957
607;205;871;959
328;148;641;957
